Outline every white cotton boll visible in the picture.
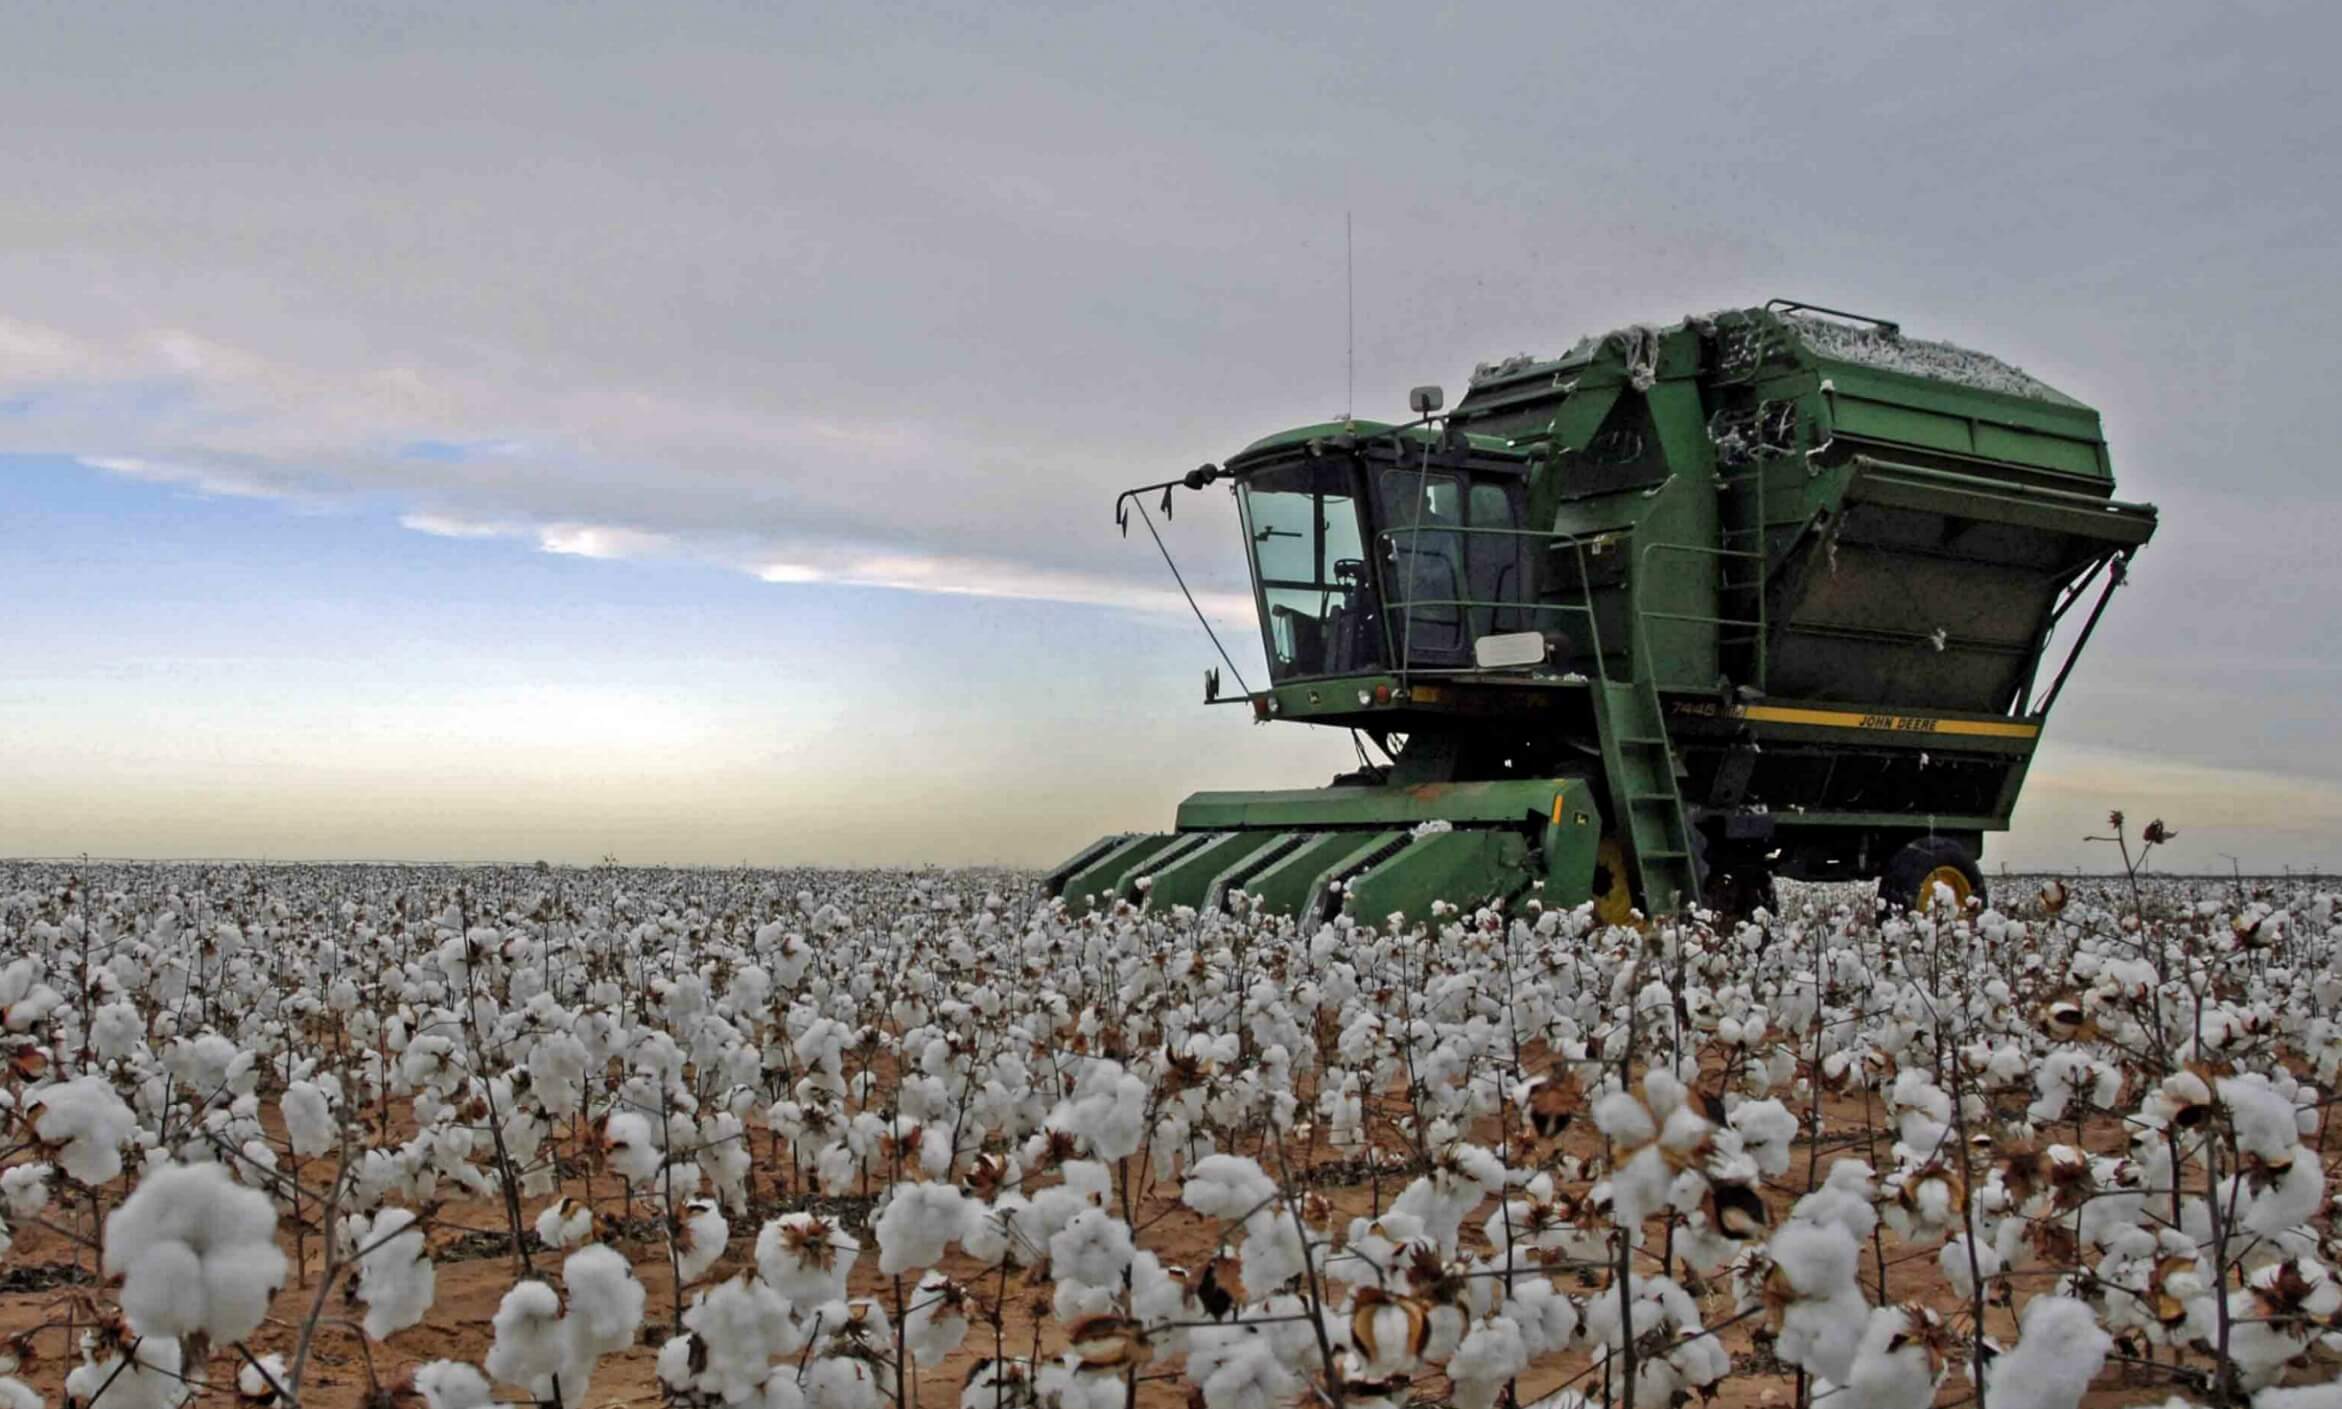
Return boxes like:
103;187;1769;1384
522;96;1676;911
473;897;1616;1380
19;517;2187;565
656;1334;701;1396
236;1353;290;1401
2233;1155;2325;1236
675;1273;803;1400
1790;1161;1879;1242
564;1242;646;1355
1501;1278;1580;1357
756;1212;860;1306
1182;1155;1279;1219
1986;1295;2111;1409
350;1208;436;1339
2222;1075;2305;1160
759;1367;809;1409
1238;1207;1307;1294
806;1356;883;1409
535;1196;596;1250
103;1161;287;1343
959;1361;1032;1409
65;1336;185;1409
30;1075;138;1185
1346;1293;1427;1379
1199;1338;1300;1409
1052;1278;1118;1326
281;1082;338;1159
1389;1167;1492;1258
1939;1233;2002;1304
1;1163;52;1219
1448;1143;1508;1193
486;1281;570;1396
1846;1307;1948;1409
600;1110;665;1186
813;1140;860;1195
675;1199;730;1284
2257;1386;2342;1409
1129;1251;1190;1349
874;1182;970;1275
1050;1206;1136;1288
91;1001;145;1062
1779;1290;1869;1384
904;1272;970;1366
411;1361;495;1409
1591;1090;1656;1146
1035;1360;1122;1409
1606;1145;1673;1234
1766;1218;1867;1382
1729;1099;1797;1177
1449;1315;1530;1409
961;1195;1032;1268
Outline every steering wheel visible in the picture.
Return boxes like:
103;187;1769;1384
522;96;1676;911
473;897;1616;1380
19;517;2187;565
1332;557;1367;585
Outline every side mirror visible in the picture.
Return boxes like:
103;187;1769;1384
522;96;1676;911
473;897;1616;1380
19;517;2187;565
1409;385;1444;416
1204;668;1221;702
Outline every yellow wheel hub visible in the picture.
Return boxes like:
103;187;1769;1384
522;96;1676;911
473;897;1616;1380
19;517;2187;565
1593;837;1637;928
1916;863;1973;913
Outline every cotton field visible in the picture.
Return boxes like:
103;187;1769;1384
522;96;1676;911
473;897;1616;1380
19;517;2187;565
1;862;2338;1409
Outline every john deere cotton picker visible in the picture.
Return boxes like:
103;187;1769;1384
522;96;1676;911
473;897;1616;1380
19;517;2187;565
1047;303;2155;925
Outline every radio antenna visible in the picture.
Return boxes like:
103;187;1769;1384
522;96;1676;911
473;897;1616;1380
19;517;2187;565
1345;211;1355;419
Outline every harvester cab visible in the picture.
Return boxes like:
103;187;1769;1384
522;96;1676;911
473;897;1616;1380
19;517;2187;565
1050;303;2157;928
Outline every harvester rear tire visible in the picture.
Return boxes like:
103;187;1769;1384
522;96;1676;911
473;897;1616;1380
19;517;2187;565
1695;831;1778;921
1878;838;1985;917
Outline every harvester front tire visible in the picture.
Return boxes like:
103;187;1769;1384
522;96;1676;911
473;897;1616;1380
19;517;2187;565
1878;838;1985;917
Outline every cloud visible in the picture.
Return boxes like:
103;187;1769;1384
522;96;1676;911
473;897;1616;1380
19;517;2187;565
83;456;287;501
536;523;675;560
399;512;513;539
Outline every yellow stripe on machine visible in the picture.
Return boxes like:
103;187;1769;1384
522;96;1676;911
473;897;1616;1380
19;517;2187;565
1739;704;2039;739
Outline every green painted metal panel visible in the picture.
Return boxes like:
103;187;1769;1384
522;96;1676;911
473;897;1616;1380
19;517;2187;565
1044;833;1135;897
1813;361;2098;427
1114;831;1226;905
1972;422;2106;478
1177;777;1588;831
1768;810;2010;832
1061;833;1181;913
1824;374;2109;484
1205;832;1313;912
1845;459;2154;545
1299;830;1412;922
1541;797;1602;902
1340;828;1532;927
1139;832;1261;912
1240;831;1382;916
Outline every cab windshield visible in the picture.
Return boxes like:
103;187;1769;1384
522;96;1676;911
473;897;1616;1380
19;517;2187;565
1237;460;1385;681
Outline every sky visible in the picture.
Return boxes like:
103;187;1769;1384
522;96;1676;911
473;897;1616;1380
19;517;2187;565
3;0;2338;872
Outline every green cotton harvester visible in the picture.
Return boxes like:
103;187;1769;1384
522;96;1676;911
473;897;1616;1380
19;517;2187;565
1048;303;2156;924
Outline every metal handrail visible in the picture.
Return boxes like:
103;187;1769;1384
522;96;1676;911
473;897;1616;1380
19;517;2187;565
1637;539;1770;689
1372;521;1633;688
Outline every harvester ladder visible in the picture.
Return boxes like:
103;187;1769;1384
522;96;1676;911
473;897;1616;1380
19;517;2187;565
1715;450;1771;690
1593;677;1699;915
